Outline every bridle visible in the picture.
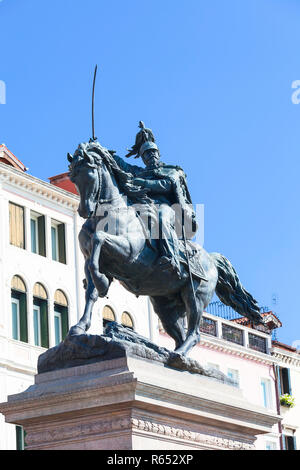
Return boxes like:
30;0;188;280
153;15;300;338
91;162;122;218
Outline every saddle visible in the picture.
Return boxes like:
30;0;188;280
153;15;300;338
178;240;208;282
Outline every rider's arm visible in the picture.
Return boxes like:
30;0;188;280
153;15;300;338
133;178;172;194
112;154;142;177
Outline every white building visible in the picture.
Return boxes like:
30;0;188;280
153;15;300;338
0;144;298;450
271;340;300;450
0;145;153;450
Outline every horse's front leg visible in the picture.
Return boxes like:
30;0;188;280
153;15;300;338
89;232;111;297
69;260;99;335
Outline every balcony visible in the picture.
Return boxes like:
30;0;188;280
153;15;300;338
198;300;273;354
222;323;244;346
200;316;217;336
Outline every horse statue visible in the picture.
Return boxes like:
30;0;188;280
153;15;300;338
67;139;263;356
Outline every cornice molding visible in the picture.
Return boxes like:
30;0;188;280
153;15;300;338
271;348;300;368
199;334;277;365
0;162;79;211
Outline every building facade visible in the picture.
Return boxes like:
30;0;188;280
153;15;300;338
0;145;154;450
0;145;298;450
271;341;300;449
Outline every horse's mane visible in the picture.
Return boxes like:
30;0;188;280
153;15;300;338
77;141;151;205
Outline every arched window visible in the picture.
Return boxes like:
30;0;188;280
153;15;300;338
11;275;27;342
33;282;49;348
121;312;134;330
54;290;69;345
102;305;115;328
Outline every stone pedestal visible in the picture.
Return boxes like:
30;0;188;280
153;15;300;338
0;355;280;450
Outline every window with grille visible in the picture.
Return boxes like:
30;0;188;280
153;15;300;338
222;324;244;345
248;333;267;354
200;316;217;336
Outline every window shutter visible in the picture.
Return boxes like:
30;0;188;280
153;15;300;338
58;224;66;264
16;426;24;450
34;299;49;348
38;215;46;256
40;300;49;348
19;292;28;343
55;304;69;340
61;306;69;339
277;366;282;396
282;368;292;395
9;202;25;248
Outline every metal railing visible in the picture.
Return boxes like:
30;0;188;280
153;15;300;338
206;301;270;322
248;333;267;354
206;301;241;320
200;316;217;336
222;323;244;346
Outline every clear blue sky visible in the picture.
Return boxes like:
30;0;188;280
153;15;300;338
1;0;300;346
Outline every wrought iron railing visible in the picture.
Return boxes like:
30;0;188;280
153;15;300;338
206;301;241;320
248;333;267;354
222;323;244;346
206;301;270;321
200;316;217;336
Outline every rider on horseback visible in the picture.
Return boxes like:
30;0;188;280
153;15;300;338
112;122;198;278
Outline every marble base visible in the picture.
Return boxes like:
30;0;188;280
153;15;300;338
0;356;280;450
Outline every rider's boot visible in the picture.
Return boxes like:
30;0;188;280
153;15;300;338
157;255;182;278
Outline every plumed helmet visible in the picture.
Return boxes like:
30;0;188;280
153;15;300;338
126;121;158;158
139;140;159;157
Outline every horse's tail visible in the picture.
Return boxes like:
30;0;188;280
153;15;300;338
210;252;263;323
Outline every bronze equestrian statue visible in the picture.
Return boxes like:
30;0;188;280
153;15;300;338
67;123;263;356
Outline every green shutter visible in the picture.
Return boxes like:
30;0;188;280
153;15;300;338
277;366;282;396
38;215;46;256
40;300;49;348
55;304;69;340
16;426;24;450
58;224;66;264
34;298;49;348
282;368;292;395
19;292;28;343
61;306;69;339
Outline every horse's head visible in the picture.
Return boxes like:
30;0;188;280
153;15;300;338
67;141;104;218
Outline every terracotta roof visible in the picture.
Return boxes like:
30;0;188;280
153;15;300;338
272;340;298;353
0;144;27;172
231;311;282;331
49;172;78;195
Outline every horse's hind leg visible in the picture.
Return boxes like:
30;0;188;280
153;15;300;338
150;295;186;350
175;281;203;355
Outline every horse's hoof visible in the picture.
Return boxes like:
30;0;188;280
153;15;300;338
68;325;86;336
168;351;185;366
